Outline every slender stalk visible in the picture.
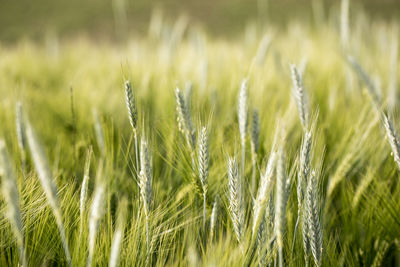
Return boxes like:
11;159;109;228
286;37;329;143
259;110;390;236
203;192;206;230
15;102;26;173
25;119;72;266
109;197;128;267
251;154;257;194
80;146;93;235
275;147;288;267
0;140;27;267
209;197;218;242
238;79;248;177
146;219;150;258
252;151;277;236
87;166;105;267
134;131;140;203
251;109;259;195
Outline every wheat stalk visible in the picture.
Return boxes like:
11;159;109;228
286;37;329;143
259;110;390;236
238;79;249;175
198;126;209;229
87;162;105;267
15;102;26;172
252;151;277;236
0;140;27;267
80;146;93;235
25;119;72;266
227;156;244;242
93;109;105;156
209;196;219;242
347;56;381;107
109;197;128;267
250;109;259;194
275;146;289;267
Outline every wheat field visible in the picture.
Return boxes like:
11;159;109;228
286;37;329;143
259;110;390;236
0;2;400;266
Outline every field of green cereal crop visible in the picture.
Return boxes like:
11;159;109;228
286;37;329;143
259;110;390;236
1;0;400;266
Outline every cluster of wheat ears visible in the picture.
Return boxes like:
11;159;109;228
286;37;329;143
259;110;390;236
1;1;400;266
2;60;399;266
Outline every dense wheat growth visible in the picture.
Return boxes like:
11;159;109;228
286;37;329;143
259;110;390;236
0;2;400;266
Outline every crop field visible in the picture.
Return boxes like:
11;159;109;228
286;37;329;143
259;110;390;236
0;1;400;266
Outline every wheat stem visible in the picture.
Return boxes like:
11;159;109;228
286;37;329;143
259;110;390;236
25;119;72;266
238;79;248;176
0;140;27;267
80;146;93;235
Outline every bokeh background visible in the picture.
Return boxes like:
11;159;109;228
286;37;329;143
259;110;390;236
1;0;399;42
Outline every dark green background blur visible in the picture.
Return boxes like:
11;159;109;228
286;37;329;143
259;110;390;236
1;0;399;42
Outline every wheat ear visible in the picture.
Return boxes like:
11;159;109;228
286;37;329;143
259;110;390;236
290;64;310;130
305;171;323;267
124;80;140;200
139;137;152;257
198;126;209;229
227;157;244;242
175;88;195;151
382;113;400;170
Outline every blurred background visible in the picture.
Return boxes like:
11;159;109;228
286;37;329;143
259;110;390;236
1;0;399;43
